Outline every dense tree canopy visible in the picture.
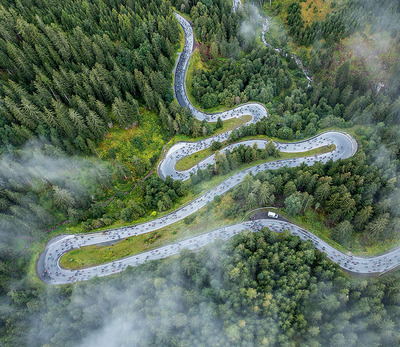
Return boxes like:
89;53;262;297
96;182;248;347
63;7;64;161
3;230;400;346
0;0;399;345
222;150;400;246
191;45;304;109
0;0;180;153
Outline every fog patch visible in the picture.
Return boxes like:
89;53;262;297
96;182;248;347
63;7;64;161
345;1;400;92
0;139;111;253
238;4;264;50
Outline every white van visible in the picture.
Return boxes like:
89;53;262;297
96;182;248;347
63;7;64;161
268;211;278;219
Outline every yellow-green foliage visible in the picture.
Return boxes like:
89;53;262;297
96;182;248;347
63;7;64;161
97;109;167;180
329;29;400;85
265;0;334;24
300;0;333;25
177;141;335;171
59;194;241;270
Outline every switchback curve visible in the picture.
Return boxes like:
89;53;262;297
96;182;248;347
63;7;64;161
38;6;399;285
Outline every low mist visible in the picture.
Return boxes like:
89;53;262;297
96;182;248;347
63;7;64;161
0;139;112;256
239;4;265;51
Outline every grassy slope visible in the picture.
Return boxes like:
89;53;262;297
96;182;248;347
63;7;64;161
252;206;400;257
171;23;186;87
60;194;240;270
176;138;335;171
178;7;234;114
98;109;167;179
39;111;254;246
31;4;396;278
264;0;399;86
328;29;400;86
300;0;333;24
60;144;335;270
263;0;334;60
263;0;334;28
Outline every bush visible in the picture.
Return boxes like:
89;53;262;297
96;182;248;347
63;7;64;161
211;141;222;151
184;214;196;224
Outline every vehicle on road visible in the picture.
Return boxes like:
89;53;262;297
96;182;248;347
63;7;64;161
268;211;278;219
37;11;365;285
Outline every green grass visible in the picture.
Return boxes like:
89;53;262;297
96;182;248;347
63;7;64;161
175;146;214;171
58;144;336;269
60;195;242;270
300;0;333;25
171;23;186;87
173;115;252;144
59;136;393;270
98;108;167;181
176;138;335;171
174;9;232;113
52;142;335;236
279;208;347;253
347;233;400;257
27;241;49;287
250;206;400;258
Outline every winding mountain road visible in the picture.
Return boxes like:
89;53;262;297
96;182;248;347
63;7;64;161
37;7;400;285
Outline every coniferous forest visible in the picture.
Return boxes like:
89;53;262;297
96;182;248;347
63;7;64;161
0;0;400;346
17;231;400;346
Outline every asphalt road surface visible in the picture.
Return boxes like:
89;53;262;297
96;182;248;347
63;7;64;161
37;9;398;285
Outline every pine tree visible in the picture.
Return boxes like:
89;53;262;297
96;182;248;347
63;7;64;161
125;93;140;124
216;117;223;128
52;186;76;210
68;109;88;135
86;111;105;139
53;100;75;137
143;83;156;109
4;97;36;129
112;97;130;128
